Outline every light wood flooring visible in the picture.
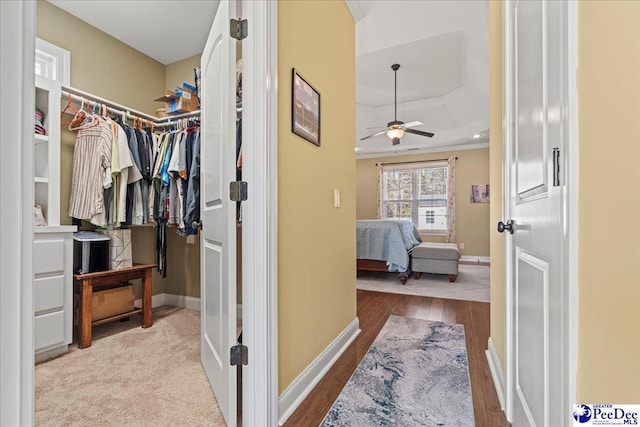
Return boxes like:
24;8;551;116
283;290;509;427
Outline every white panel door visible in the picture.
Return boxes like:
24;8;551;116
504;1;567;425
200;1;237;425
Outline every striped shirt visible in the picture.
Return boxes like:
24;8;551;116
68;119;113;221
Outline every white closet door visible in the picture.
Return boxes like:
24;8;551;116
504;0;568;425
199;0;238;425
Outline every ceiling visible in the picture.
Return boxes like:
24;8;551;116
357;32;467;106
48;0;489;158
48;0;219;65
353;0;489;157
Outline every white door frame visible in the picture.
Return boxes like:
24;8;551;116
502;0;578;423
240;0;279;425
0;1;36;425
2;2;280;425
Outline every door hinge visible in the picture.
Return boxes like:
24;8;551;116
230;181;248;202
230;18;248;41
553;147;560;186
230;344;248;366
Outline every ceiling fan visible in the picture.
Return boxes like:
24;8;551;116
360;64;435;146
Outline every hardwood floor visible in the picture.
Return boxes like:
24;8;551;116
283;290;509;427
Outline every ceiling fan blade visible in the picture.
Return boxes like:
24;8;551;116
360;130;388;141
405;128;435;138
403;121;424;129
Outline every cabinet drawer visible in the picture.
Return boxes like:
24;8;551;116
34;310;65;351
34;239;65;275
34;275;64;313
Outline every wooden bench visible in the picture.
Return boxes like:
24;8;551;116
73;263;155;349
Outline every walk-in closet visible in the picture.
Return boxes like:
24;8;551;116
33;1;244;425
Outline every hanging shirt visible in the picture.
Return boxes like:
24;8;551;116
115;124;139;224
168;131;185;228
120;123;145;226
184;128;200;234
68;118;112;222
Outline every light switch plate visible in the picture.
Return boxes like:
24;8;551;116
334;189;341;208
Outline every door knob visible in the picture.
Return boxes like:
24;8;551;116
192;220;202;230
497;220;514;234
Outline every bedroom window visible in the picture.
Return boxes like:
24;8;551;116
380;161;449;233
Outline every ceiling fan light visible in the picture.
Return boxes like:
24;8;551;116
386;127;405;140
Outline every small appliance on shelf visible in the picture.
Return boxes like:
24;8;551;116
73;231;110;274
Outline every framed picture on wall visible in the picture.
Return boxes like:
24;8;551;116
291;68;321;146
470;184;490;203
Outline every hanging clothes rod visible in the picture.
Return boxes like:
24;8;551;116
61;85;200;128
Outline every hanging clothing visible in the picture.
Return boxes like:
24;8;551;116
68;106;202;275
168;131;186;228
184;127;201;235
115;124;141;224
68;118;112;223
135;128;152;223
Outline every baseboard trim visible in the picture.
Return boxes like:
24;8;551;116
134;293;201;311
134;293;166;309
35;344;69;364
278;318;361;426
460;255;491;264
163;294;201;311
485;337;506;410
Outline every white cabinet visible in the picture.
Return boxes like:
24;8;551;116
33;76;76;362
34;227;75;361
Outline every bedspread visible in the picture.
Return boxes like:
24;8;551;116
356;220;422;272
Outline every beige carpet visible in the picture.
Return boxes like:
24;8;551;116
36;306;226;427
357;264;490;303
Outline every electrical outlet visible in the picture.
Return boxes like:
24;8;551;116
459;243;464;250
334;189;341;208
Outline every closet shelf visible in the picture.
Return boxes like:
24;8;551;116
61;84;200;128
91;309;143;327
34;134;49;144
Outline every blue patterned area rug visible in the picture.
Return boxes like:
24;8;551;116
320;315;475;427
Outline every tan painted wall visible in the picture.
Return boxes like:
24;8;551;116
356;148;490;257
278;0;356;392
165;54;200;95
37;1;163;114
488;0;505;371
577;0;640;402
37;0;167;295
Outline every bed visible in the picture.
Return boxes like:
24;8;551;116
356;220;422;284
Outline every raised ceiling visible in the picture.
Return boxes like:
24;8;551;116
357;32;467;106
354;0;489;157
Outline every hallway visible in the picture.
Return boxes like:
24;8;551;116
284;290;509;426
